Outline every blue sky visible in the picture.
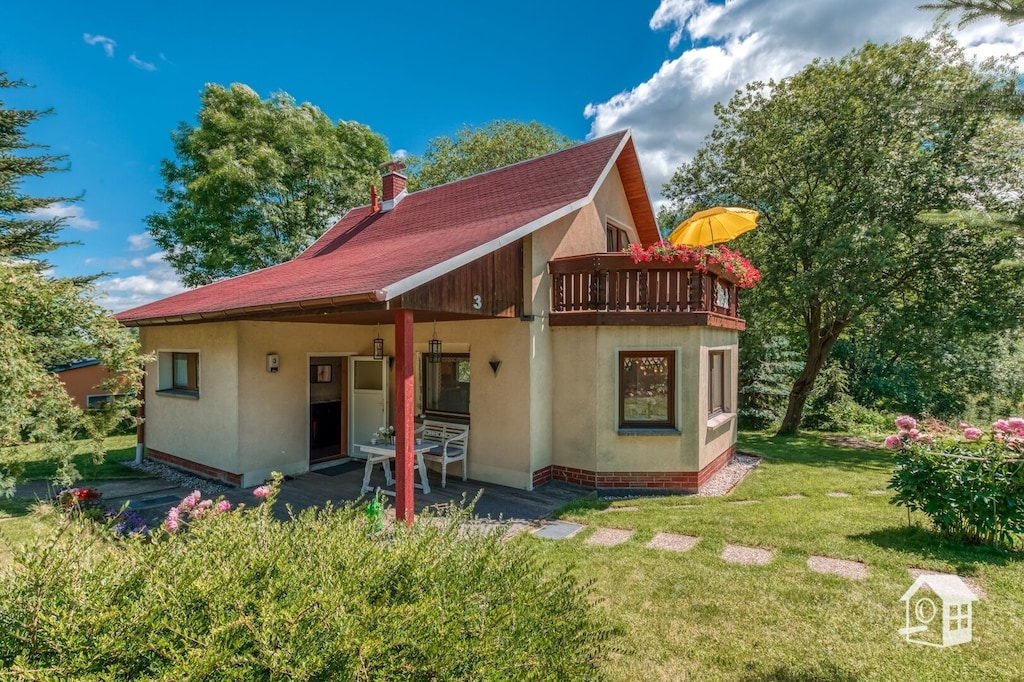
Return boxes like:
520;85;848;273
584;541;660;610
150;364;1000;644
3;1;1019;311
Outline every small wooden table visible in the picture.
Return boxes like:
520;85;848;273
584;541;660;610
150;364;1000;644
357;441;434;496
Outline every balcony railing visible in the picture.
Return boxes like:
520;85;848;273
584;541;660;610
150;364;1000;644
548;253;745;329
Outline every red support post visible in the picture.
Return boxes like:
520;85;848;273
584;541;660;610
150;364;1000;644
394;308;415;525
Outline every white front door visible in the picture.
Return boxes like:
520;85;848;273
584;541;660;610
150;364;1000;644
349;356;388;457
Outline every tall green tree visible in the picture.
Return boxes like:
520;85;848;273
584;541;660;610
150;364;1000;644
0;74;142;495
147;84;390;287
919;0;1024;26
663;36;1024;435
407;120;575;190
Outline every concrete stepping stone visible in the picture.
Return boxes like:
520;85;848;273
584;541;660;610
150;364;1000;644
586;528;635;547
721;544;775;565
867;490;889;495
646;532;699;553
780;494;806;500
826;491;852;498
807;555;868;580
728;499;760;505
532;520;585;540
600;505;639;513
907;568;986;600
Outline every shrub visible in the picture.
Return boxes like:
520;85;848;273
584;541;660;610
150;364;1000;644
887;416;1024;549
0;477;612;680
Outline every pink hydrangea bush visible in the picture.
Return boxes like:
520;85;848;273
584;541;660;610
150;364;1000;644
887;415;1024;548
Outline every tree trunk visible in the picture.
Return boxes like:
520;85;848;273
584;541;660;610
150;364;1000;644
777;324;844;436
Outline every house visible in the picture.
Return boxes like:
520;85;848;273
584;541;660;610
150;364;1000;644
52;359;121;410
899;574;978;648
115;130;745;520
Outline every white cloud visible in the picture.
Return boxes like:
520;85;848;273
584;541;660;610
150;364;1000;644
129;53;157;71
30;202;99;230
126;232;152;251
586;1;1024;204
96;252;185;312
83;33;116;57
393;149;408;160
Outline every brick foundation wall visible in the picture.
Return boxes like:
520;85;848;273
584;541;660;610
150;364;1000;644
147;448;243;487
536;444;737;493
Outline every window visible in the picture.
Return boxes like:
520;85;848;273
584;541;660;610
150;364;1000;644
422;354;470;418
606;223;630;252
158;351;199;397
86;394;125;409
172;352;199;391
619;351;675;429
709;350;727;416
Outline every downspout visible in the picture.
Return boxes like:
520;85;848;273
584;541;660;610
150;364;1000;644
135;372;145;465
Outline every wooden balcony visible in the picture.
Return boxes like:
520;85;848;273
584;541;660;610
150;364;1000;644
548;253;745;329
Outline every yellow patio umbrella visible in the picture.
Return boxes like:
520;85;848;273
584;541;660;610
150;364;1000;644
667;206;759;247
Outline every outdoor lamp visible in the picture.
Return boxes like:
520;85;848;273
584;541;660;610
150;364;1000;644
372;325;384;360
428;321;442;363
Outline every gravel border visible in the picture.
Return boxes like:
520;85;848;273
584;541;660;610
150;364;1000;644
697;453;762;497
121;458;231;496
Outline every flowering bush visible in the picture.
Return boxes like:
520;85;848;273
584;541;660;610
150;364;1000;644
624;241;762;288
55;486;148;537
887;415;1024;548
164;488;237;533
0;473;610;679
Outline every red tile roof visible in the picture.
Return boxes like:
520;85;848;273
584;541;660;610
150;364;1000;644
117;130;655;325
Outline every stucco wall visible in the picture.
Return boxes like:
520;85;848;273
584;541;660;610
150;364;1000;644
140;323;241;474
234;321;375;485
525;164;640;478
551;324;739;475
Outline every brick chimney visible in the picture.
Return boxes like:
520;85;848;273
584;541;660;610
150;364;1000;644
379;159;408;212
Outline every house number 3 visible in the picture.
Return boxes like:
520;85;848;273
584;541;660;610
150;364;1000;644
472;294;483;310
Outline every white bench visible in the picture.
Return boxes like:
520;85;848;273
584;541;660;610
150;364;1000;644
416;419;469;488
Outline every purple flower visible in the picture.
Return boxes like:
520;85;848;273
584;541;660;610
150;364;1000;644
884;435;902;450
994;419;1010;432
963;427;983;441
253;485;272;499
216;500;232;513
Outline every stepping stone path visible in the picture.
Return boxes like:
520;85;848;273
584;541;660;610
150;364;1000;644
728;499;760;505
807;555;868;580
826;492;852;498
867;490;889;495
646;532;699;553
907;568;986;600
600;505;639;513
721;544;774;565
586;528;635;547
532;520;585;540
780;494;806;500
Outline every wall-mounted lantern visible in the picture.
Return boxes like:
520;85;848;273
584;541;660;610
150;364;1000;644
372;324;384;360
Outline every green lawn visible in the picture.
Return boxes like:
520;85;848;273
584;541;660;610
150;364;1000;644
1;434;148;563
536;431;1024;680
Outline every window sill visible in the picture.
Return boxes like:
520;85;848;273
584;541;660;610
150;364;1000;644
706;412;735;429
617;428;680;437
156;388;200;400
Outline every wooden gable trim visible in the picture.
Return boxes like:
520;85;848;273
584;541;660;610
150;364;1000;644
615;136;660;246
399;241;523;318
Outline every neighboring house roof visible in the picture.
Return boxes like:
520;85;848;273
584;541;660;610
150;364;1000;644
900;575;978;603
116;130;657;326
51;358;102;372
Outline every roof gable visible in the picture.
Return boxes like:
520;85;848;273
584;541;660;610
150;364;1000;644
116;130;654;325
